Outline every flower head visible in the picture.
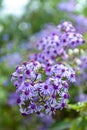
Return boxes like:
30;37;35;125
11;61;75;116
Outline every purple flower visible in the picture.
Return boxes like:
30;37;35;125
11;61;75;115
29;21;85;66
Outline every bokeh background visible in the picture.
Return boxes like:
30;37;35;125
0;0;87;130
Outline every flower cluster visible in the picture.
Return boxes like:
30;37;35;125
58;21;85;48
29;21;85;65
29;33;64;66
11;61;75;116
11;21;85;116
57;21;76;32
29;53;55;66
59;31;85;48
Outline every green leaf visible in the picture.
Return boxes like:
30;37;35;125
50;120;71;130
67;102;87;115
41;72;47;81
70;117;87;130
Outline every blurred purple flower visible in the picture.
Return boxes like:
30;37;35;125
75;92;87;102
6;42;13;50
2;34;9;41
6;52;22;67
58;0;76;12
3;79;9;87
38;115;54;130
76;55;87;86
70;14;87;34
8;92;18;106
